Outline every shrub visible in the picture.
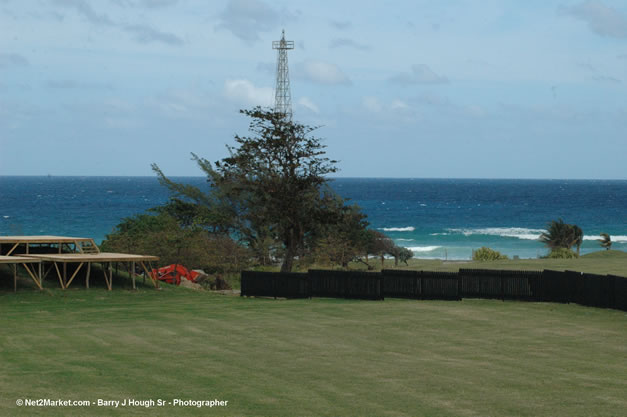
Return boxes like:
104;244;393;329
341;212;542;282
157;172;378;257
472;247;509;261
545;248;579;259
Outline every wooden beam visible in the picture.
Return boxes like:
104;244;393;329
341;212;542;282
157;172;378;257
53;262;64;289
86;262;91;289
13;264;17;292
139;261;159;288
6;242;19;256
65;262;84;288
21;263;43;290
131;261;136;290
42;264;54;281
101;263;110;290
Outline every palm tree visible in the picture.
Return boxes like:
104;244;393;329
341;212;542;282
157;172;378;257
539;219;583;254
598;233;612;251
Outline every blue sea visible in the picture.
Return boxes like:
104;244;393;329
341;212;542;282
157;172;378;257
0;176;625;260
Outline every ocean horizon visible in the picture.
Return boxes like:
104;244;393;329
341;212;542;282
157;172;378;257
1;176;625;260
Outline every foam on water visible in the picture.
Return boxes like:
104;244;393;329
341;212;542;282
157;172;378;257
583;235;627;243
447;227;545;240
407;246;441;252
379;226;415;232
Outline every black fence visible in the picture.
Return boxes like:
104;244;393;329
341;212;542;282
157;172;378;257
459;269;542;301
309;269;383;300
240;269;627;311
382;270;460;300
240;271;310;299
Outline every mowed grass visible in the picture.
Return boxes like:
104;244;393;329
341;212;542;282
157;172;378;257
1;286;626;417
353;250;627;276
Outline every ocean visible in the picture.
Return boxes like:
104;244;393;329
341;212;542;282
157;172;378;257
0;176;625;260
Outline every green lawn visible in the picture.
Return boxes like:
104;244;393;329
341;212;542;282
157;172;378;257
349;250;627;277
1;286;626;416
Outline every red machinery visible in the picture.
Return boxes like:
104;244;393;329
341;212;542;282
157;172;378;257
150;264;201;285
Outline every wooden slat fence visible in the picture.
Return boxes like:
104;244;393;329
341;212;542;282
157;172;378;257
240;271;309;299
241;268;627;312
459;269;542;301
421;271;461;300
309;269;383;300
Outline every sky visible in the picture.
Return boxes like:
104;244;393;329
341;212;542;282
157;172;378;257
0;0;626;179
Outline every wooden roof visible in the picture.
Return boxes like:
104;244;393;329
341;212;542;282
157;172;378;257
24;253;159;263
0;236;94;244
0;255;42;264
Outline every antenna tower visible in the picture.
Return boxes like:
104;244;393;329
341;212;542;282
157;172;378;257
272;29;294;119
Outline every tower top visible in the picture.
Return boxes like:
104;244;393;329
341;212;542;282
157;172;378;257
273;29;294;119
273;30;294;50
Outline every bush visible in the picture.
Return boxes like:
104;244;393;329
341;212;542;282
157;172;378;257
545;248;579;259
102;213;252;274
472;247;509;261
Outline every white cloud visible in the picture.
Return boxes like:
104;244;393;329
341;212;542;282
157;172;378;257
223;79;273;107
0;53;29;68
389;64;448;85
591;75;621;83
298;60;351;85
362;97;418;117
559;0;627;38
329;20;351;30
362;97;382;113
390;99;409;111
297;97;319;113
123;24;183;45
217;0;279;42
52;0;183;45
329;38;371;51
52;0;114;26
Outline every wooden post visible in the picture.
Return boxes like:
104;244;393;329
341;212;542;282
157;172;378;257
39;262;43;287
63;262;67;289
53;262;64;289
107;263;113;291
131;261;136;290
65;262;84;288
6;242;19;256
86;262;91;289
13;263;17;292
21;263;42;290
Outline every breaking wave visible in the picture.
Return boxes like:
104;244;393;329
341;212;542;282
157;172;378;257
583;235;627;243
446;227;545;240
379;226;415;232
407;246;441;252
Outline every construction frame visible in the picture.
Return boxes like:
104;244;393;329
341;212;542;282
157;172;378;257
0;236;159;291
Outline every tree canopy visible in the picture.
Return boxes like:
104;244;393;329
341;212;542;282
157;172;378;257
152;108;365;272
539;219;583;255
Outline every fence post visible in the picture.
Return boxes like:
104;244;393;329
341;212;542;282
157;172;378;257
500;272;504;301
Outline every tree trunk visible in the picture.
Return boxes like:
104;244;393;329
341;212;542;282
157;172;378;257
281;229;297;272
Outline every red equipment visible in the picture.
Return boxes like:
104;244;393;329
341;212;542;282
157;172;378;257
151;264;201;285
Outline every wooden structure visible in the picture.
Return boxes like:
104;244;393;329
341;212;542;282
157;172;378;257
24;253;159;290
0;235;99;256
0;235;159;291
0;255;42;291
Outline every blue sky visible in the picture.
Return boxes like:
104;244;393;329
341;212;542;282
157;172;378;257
0;0;626;178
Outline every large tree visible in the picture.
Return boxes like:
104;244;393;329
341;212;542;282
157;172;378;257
153;107;356;272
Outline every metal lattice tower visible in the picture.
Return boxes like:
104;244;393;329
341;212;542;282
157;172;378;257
272;29;294;119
